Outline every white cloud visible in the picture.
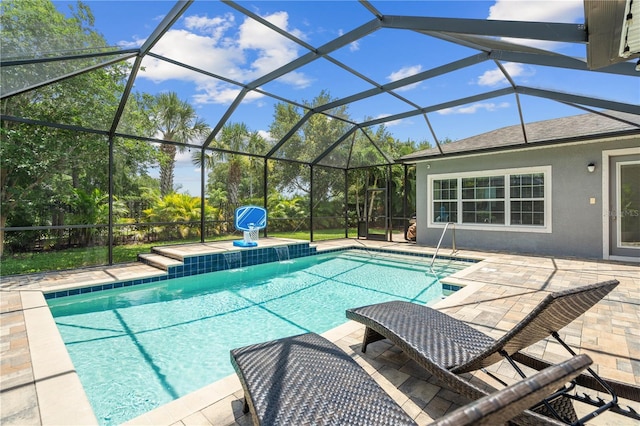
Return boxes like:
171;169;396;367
237;11;303;79
184;13;235;41
131;10;308;104
192;84;266;105
387;65;423;92
192;86;243;105
488;0;583;23
374;113;403;127
257;129;274;142
438;102;510;115
276;71;313;88
140;29;245;83
477;62;530;86
118;38;143;49
487;0;583;50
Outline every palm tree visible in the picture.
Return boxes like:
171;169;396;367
218;123;249;206
203;123;268;205
151;92;209;197
245;130;267;199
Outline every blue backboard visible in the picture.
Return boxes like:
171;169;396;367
234;206;267;231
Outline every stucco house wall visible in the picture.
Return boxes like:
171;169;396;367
414;135;639;259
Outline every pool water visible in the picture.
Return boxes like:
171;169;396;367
48;250;469;425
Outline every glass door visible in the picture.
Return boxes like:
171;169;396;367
609;156;640;258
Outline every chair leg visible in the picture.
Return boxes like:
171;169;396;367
499;332;631;425
550;331;621;424
500;349;579;424
362;327;385;353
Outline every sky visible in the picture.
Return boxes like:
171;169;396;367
51;0;639;195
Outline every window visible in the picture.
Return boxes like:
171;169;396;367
510;173;545;225
430;167;550;231
462;176;505;224
433;178;457;222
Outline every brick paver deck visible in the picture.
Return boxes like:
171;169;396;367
1;238;639;425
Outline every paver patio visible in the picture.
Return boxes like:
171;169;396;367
1;238;638;425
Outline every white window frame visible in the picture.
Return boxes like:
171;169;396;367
428;166;552;233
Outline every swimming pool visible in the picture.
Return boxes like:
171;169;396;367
48;249;470;425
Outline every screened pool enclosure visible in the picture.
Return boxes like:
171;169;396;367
1;0;638;274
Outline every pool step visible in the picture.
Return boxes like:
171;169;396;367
138;253;183;271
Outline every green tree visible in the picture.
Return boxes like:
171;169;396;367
1;1;111;255
0;0;159;256
148;92;209;197
198;123;268;217
269;90;349;199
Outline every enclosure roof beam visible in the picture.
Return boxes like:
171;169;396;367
223;1;316;51
359;127;395;164
199;17;380;148
0;49;139;67
265;110;315;159
314;53;489;113
485;50;639;77
139;1;193;56
360;87;514;128
109;56;143;136
311;126;358;166
516;87;640;115
203;89;249;148
246;18;382;90
148;52;354;128
0;52;137;100
494;60;528;144
556;103;640;128
381;16;587;43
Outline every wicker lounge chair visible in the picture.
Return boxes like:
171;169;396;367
230;332;592;426
430;354;592;426
346;279;635;424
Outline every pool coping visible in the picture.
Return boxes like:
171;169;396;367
42;240;318;299
38;242;478;300
20;290;99;425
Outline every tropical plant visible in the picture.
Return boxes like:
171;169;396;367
148;92;209;197
143;193;213;239
267;194;308;232
69;188;127;246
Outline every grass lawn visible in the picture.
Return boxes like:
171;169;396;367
0;229;358;276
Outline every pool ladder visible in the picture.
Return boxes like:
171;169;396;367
430;222;457;268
